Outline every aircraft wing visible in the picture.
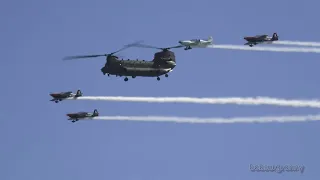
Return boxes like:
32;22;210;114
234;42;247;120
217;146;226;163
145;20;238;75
70;112;87;117
51;91;72;97
258;35;269;40
60;91;72;96
254;35;267;38
65;92;75;97
190;39;201;44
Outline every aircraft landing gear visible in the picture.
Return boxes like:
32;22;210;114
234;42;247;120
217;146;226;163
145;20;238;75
55;101;58;103
124;77;128;81
184;46;191;50
157;77;160;81
165;74;168;77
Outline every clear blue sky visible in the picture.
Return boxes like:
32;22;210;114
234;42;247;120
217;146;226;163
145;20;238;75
1;0;320;179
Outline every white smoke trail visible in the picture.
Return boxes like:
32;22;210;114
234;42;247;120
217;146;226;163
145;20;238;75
207;44;320;53
273;41;320;47
92;114;320;124
71;96;320;108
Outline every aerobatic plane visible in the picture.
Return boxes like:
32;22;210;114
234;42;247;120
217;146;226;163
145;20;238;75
178;36;213;50
49;90;82;103
66;109;99;123
244;33;279;47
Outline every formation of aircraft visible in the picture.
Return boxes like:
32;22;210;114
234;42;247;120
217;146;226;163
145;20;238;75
50;90;82;103
178;36;213;50
244;33;279;47
57;33;279;123
66;109;99;123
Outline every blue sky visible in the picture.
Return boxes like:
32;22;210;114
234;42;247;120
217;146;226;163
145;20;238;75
1;0;320;179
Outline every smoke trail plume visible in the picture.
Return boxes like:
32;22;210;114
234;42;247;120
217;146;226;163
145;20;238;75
92;114;320;124
207;44;320;53
273;41;320;47
72;96;320;108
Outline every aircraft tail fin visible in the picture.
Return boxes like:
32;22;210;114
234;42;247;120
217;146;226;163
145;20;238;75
272;33;278;40
75;89;82;97
93;109;99;116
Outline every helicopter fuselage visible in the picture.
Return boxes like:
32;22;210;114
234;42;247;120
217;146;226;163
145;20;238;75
101;51;177;81
101;58;175;77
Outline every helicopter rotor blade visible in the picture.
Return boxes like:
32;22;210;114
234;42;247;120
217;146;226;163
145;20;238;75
165;45;184;49
130;43;183;50
129;43;163;50
111;40;145;55
63;54;108;60
62;41;143;61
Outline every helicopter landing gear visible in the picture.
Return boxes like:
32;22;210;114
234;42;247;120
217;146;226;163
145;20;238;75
132;76;136;78
157;77;160;81
165;74;168;77
124;77;128;81
107;74;110;76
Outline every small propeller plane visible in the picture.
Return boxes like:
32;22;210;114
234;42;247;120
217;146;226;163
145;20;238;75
66;109;99;123
178;36;213;50
244;33;279;47
50;90;82;103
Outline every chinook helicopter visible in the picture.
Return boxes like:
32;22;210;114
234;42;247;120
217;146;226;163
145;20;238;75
63;42;183;81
